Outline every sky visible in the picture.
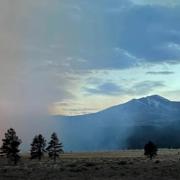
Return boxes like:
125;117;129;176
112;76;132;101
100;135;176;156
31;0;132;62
1;0;180;123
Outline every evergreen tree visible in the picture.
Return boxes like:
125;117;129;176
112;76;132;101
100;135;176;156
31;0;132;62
30;134;46;160
0;128;21;165
144;141;158;159
46;133;63;162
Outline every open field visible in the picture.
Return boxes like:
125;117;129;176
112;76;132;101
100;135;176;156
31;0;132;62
1;149;180;180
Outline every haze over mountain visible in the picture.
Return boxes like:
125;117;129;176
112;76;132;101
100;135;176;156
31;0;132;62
1;0;180;155
54;95;180;151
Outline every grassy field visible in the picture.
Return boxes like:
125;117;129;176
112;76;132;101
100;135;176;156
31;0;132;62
1;149;180;180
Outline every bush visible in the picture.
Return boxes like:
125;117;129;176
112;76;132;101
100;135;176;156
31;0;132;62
144;141;158;159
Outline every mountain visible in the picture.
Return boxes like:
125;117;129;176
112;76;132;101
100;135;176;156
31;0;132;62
53;95;180;151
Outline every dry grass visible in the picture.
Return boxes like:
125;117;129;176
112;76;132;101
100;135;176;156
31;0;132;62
0;149;180;180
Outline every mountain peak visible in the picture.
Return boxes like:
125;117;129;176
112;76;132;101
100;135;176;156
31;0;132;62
133;95;170;108
130;95;169;104
144;95;169;102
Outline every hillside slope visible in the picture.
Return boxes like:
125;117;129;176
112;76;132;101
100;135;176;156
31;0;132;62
54;95;180;151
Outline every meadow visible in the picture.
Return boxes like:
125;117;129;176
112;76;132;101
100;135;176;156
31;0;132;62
0;149;180;180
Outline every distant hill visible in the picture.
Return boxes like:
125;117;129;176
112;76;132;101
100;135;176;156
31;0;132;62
53;95;180;151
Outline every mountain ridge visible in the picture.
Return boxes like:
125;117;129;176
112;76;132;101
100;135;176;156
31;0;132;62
53;95;180;151
55;95;177;118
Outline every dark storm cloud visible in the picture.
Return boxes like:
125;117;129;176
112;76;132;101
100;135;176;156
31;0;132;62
146;71;174;75
68;1;180;70
84;82;124;96
114;5;180;64
26;0;180;71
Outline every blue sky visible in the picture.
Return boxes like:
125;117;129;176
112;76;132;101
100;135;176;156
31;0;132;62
1;0;180;117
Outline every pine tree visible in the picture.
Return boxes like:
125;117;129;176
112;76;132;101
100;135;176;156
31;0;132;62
46;133;63;162
30;134;46;160
144;141;158;159
0;128;21;165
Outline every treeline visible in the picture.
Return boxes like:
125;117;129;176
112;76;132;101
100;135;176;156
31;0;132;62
0;128;63;165
127;124;180;149
0;128;158;165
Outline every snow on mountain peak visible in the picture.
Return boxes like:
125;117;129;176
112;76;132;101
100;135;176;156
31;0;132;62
138;95;170;108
